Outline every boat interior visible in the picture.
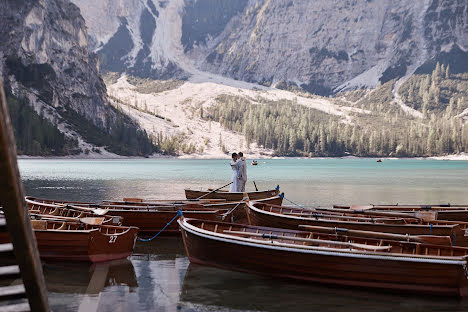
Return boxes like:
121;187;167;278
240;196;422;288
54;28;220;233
183;218;468;258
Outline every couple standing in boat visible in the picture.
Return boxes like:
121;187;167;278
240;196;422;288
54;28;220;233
229;152;247;192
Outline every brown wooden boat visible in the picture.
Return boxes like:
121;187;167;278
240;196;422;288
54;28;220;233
102;195;283;224
98;205;232;236
0;220;138;262
333;204;468;222
184;188;280;201
178;217;468;297
25;195;281;234
26;199;121;225
104;195;283;211
246;202;468;246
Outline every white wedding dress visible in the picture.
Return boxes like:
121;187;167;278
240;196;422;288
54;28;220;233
229;160;238;192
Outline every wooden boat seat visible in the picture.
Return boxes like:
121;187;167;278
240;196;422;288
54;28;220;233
30;220;47;230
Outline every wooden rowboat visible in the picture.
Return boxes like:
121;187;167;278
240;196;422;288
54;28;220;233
103;195;283;211
98;205;232;236
26;196;283;223
101;195;283;223
178;217;468;297
184;188;280;201
245;202;468;246
0;220;138;262
27;199;121;225
27;197;233;235
25;196;282;234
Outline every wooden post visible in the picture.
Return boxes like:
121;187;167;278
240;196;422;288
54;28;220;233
0;78;50;311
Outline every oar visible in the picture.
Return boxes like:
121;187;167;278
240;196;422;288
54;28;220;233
282;212;411;222
319;207;438;222
30;214;105;225
221;201;244;221
58;204;109;216
298;225;452;246
223;230;392;251
196;182;233;200
253;181;258;191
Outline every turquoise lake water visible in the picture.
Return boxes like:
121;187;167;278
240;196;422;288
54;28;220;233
17;158;468;311
19;158;468;206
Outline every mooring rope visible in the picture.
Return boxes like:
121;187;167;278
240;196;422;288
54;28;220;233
279;193;306;209
138;210;183;242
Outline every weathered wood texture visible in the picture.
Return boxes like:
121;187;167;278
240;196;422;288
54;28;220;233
0;78;50;311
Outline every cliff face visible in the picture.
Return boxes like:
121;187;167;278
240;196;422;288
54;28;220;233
0;0;113;128
73;0;468;95
195;0;468;94
0;0;153;156
73;0;188;79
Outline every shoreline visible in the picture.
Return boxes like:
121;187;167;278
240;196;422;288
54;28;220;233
17;153;468;161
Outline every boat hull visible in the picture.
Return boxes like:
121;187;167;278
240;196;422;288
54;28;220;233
0;227;138;263
179;220;468;297
246;203;468;246
108;210;225;235
185;189;279;201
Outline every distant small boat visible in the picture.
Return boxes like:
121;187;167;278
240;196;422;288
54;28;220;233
377;159;382;163
251;160;258;165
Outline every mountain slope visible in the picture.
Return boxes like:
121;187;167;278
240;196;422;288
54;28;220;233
74;0;467;95
71;0;468;157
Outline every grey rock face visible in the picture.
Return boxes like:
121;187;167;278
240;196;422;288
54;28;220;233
0;0;115;129
195;0;467;94
73;0;188;79
72;0;468;95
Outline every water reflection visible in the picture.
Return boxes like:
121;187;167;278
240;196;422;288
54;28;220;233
45;259;138;311
44;259;137;294
43;235;468;312
179;264;468;312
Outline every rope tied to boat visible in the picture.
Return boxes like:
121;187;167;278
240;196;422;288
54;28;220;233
221;202;243;222
138;210;183;242
278;193;306;209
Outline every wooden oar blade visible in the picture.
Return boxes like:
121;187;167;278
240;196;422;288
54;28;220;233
414;211;438;221
79;217;105;225
91;208;108;216
349;243;392;251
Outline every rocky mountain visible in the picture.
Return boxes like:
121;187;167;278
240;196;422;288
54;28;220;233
67;0;468;157
74;0;467;95
0;0;154;156
2;0;465;157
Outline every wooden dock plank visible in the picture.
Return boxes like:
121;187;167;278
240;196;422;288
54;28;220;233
0;265;20;278
0;284;26;300
0;243;13;253
0;301;30;312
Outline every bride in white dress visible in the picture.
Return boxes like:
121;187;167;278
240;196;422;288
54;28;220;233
229;153;239;192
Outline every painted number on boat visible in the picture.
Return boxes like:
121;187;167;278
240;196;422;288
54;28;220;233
109;235;118;243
